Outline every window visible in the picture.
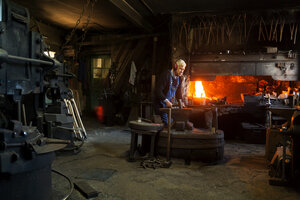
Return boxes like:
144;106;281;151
44;50;56;58
91;55;111;79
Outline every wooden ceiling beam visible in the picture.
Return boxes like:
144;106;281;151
109;0;152;31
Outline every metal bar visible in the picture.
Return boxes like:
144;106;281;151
151;37;157;113
66;99;83;139
166;108;171;161
56;126;82;131
22;104;27;126
7;55;54;65
63;99;71;115
5;142;25;147
17;100;21;122
69;99;83;139
71;98;87;138
212;107;218;131
151;75;156;114
65;99;77;138
64;99;80;138
0;0;2;22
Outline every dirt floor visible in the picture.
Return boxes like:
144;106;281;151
51;118;300;200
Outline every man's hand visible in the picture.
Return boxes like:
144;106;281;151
178;99;185;108
165;99;172;108
181;102;186;108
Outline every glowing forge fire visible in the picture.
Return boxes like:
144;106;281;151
195;81;206;98
188;81;206;98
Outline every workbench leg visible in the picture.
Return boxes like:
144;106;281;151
149;134;156;158
129;132;138;162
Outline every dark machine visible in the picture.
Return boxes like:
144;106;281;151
0;0;84;199
190;52;299;81
266;107;300;185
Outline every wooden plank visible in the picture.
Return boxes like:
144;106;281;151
74;181;98;199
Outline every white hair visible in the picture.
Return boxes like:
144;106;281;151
175;59;186;67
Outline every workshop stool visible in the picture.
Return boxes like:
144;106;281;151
128;120;163;162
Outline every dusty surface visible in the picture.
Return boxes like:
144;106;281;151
52;119;300;200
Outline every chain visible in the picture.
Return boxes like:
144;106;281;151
76;0;96;59
60;0;91;51
140;158;172;169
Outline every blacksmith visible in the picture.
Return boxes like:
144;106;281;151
154;59;186;125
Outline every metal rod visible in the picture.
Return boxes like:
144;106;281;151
64;99;78;138
7;55;54;65
5;142;25;147
166;108;171;161
69;99;83;139
56;126;82;131
269;110;272;128
17;100;21;122
151;37;157;115
71;98;87;138
63;99;70;114
66;99;83;139
213;107;218;132
140;103;143;118
22;104;27;126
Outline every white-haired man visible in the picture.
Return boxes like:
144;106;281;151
154;59;186;125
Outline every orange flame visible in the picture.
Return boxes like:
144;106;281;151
195;81;206;97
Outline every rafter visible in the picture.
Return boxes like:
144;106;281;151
109;0;152;31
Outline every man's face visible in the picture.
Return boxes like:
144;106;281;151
175;65;186;76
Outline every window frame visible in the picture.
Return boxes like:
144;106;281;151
91;55;111;79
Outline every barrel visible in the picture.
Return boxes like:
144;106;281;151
157;128;224;163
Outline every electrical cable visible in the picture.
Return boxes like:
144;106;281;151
52;169;74;200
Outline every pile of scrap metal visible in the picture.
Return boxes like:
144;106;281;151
267;107;300;186
0;0;85;199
